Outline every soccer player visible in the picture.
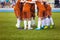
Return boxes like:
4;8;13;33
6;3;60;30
43;1;54;29
25;0;36;27
30;0;36;26
23;0;33;30
35;0;46;30
41;0;54;29
13;0;24;29
41;1;50;29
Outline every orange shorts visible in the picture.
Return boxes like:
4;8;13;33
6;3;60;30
46;11;52;16
38;10;47;17
46;4;52;16
23;3;31;19
14;2;24;20
14;8;21;17
30;3;35;17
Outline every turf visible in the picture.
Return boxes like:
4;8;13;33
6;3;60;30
0;12;60;40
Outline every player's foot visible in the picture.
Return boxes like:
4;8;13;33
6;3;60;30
41;26;45;29
16;24;20;28
17;27;23;30
24;25;28;30
44;26;48;29
35;28;41;30
16;24;23;30
50;25;54;29
16;24;18;27
28;27;33;30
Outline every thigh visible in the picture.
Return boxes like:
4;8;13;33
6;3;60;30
27;11;31;19
14;9;21;17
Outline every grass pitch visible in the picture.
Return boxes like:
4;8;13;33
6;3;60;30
0;12;60;40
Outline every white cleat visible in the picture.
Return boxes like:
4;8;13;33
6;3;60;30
16;24;20;28
28;27;33;30
16;24;18;27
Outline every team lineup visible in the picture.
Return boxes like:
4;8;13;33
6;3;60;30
12;0;55;30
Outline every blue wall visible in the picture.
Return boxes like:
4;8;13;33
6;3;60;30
0;8;60;12
52;8;60;12
0;10;14;12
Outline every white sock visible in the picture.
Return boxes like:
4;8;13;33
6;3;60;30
45;18;50;26
24;20;27;29
28;20;31;29
37;18;42;28
31;18;35;25
50;17;54;25
16;18;21;28
41;19;45;27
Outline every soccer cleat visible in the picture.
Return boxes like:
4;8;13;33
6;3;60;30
24;25;28;30
44;26;48;29
16;24;23;30
16;24;18;27
35;28;41;30
41;26;45;29
24;27;27;30
28;27;33;30
50;25;54;29
16;24;20;28
17;27;23;30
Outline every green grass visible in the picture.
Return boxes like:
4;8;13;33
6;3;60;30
0;12;60;40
